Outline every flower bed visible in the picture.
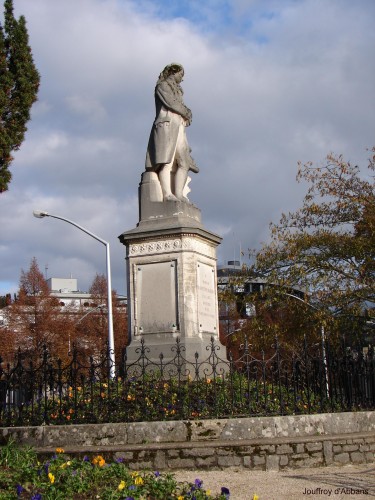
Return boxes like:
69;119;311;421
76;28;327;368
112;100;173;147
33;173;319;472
0;440;232;499
1;372;327;427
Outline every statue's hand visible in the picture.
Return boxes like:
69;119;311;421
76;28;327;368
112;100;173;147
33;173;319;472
185;107;192;125
189;157;199;173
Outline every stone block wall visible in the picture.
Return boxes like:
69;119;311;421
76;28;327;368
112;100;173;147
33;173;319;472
104;434;375;472
0;412;374;472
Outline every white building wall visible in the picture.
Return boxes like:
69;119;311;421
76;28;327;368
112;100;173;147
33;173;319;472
47;278;78;293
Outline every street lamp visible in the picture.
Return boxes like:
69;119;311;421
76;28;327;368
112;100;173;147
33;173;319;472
33;210;115;378
282;292;329;397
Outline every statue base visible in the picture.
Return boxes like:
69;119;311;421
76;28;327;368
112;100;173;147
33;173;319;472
118;175;226;372
137;171;202;228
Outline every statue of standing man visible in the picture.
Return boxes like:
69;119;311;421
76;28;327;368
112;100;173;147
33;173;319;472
145;63;199;203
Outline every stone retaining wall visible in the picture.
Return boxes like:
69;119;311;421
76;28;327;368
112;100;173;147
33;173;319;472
1;412;374;472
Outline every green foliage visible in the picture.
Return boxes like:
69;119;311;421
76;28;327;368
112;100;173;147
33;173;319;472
0;439;40;493
0;440;229;499
253;149;375;328
0;0;40;192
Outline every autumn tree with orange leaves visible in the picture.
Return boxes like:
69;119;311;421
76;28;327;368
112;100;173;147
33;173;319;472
73;273;127;363
1;264;128;365
0;257;76;362
250;148;375;345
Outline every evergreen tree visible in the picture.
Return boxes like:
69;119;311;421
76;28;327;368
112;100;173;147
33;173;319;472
0;0;40;192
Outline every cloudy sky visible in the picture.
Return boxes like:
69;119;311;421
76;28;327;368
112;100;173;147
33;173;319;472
1;0;374;296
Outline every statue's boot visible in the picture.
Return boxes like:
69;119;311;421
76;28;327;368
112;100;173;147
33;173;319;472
159;167;178;201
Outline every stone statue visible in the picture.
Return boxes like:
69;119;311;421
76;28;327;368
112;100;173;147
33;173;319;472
145;63;199;203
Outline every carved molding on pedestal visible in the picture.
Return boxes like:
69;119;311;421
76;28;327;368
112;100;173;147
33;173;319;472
129;235;216;258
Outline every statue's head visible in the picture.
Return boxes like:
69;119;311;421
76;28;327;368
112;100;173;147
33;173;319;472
158;63;184;83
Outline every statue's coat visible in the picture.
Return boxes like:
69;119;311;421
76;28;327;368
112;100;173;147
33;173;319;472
146;79;191;170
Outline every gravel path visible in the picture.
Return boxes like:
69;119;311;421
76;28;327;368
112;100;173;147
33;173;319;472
173;464;375;499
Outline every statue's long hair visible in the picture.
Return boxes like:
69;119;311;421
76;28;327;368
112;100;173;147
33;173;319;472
157;63;184;85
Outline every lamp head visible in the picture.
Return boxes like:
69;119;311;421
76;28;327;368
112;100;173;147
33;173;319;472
33;210;49;218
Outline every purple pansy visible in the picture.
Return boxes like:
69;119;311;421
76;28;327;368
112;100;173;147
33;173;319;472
221;486;230;498
194;478;203;489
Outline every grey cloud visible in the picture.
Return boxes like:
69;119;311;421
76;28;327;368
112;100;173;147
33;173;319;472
1;0;374;296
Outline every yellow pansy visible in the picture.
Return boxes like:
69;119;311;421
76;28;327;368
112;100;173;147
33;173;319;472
118;480;126;491
60;461;71;469
48;472;55;484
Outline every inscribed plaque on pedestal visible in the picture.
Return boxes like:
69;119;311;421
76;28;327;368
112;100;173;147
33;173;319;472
197;262;217;333
135;260;178;333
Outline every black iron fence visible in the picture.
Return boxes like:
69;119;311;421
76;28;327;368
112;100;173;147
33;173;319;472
0;337;374;427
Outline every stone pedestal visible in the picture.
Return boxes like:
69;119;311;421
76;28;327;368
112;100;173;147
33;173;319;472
118;172;223;366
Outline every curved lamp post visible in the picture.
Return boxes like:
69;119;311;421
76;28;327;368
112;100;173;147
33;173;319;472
33;210;115;378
